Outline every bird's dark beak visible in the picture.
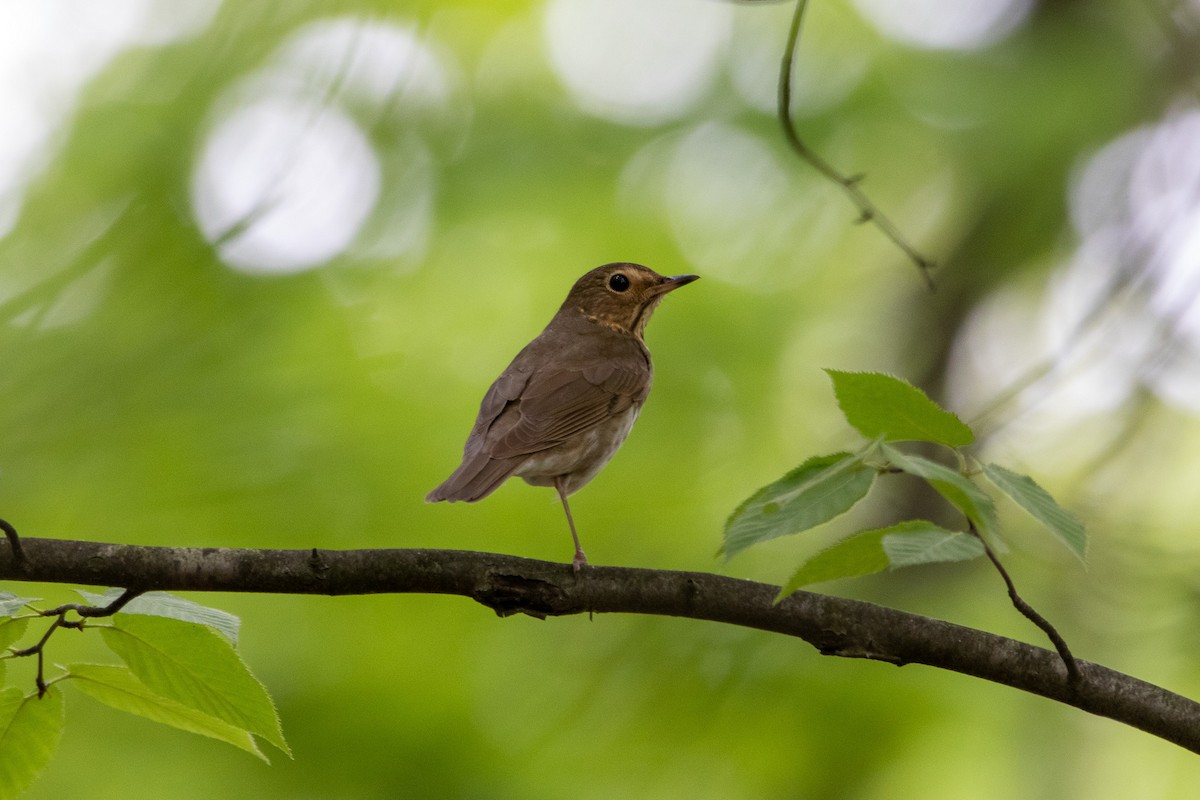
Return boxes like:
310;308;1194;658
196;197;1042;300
656;274;700;294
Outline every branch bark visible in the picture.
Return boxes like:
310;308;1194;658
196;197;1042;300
3;536;1198;754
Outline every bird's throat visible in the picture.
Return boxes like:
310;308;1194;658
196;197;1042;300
578;306;642;339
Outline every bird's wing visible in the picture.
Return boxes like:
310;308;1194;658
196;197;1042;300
426;338;650;503
425;368;532;503
483;360;650;459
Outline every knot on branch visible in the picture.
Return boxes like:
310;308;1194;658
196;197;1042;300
473;572;573;620
812;628;905;666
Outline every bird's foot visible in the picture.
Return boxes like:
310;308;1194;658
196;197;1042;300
571;550;589;573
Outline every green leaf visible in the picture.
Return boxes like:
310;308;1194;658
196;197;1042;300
65;663;265;761
723;452;876;560
780;521;981;596
882;528;985;567
0;592;37;617
99;615;289;756
0;617;29;651
982;463;1087;561
78;590;240;645
781;526;894;593
0;686;64;799
826;370;974;447
883;445;999;540
0;618;29;687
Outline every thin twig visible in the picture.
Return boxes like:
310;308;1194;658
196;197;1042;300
40;587;145;619
11;615;83;697
10;588;143;697
969;522;1080;684
777;0;936;289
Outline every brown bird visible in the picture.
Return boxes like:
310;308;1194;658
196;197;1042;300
426;262;699;570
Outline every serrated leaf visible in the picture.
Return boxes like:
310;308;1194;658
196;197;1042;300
781;527;893;594
883;445;999;540
0;617;29;652
779;521;979;597
723;452;876;560
0;592;37;617
882;528;985;567
982;463;1087;561
826;370;974;447
0;686;64;799
99;615;289;756
78;590;240;645
65;663;265;761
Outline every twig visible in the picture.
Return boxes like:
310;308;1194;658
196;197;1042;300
40;587;145;619
10;587;144;697
11;616;83;697
969;523;1080;684
777;0;936;289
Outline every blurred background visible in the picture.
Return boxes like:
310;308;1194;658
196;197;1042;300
2;0;1200;796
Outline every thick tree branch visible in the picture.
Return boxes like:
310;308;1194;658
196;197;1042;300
2;537;1198;754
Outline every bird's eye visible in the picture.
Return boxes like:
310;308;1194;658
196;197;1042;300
608;273;630;292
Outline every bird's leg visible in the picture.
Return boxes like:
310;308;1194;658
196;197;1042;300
554;476;588;572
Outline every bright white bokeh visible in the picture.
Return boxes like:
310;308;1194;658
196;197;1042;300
1126;111;1200;409
950;103;1200;447
192;97;381;275
853;0;1033;51
0;0;218;240
543;0;730;126
192;18;454;275
1062;109;1200;413
1067;129;1148;238
276;18;453;113
663;123;793;281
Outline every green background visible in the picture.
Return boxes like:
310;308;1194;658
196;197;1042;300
3;1;1200;797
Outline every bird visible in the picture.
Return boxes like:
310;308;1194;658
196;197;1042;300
426;262;699;571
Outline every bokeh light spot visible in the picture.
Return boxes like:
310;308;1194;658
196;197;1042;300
663;123;795;283
0;0;217;241
277;18;452;112
191;98;381;275
543;0;730;126
190;16;460;276
853;0;1033;51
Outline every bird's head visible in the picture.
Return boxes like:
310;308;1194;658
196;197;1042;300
563;263;699;338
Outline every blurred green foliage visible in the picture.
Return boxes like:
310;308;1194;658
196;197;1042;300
4;0;1200;797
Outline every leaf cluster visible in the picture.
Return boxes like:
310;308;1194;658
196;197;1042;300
723;371;1086;598
0;591;287;799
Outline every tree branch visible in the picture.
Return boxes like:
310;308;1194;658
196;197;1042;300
2;536;1198;753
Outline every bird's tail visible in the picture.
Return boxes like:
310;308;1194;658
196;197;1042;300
426;455;521;503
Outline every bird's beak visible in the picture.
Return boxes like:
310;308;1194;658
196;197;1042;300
656;274;700;294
